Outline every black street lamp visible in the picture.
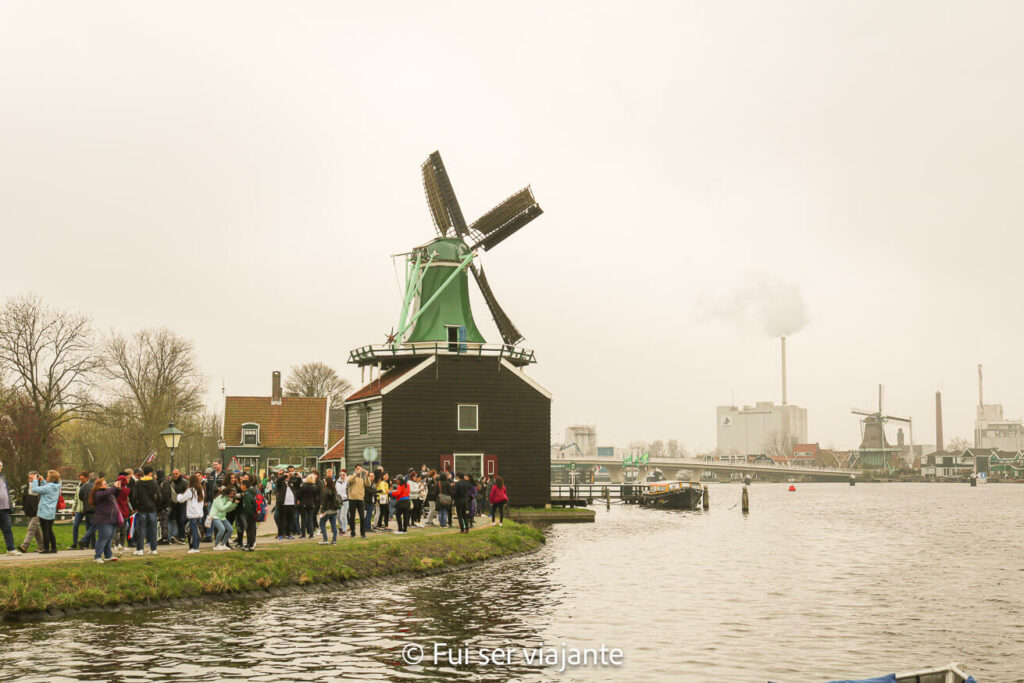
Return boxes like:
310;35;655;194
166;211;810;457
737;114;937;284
160;421;184;472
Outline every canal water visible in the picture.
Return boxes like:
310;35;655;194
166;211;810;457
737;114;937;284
1;483;1021;682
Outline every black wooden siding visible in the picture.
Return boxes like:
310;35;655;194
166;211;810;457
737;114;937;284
379;355;551;506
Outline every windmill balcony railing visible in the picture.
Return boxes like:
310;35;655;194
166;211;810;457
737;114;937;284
348;342;536;367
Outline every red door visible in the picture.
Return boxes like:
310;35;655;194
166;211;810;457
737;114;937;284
484;454;498;477
440;454;454;473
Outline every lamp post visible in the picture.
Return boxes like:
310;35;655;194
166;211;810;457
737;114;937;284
160;421;184;472
217;438;226;470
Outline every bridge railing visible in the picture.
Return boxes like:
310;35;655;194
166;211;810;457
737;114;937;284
550;455;858;474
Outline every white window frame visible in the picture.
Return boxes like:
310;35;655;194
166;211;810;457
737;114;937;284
241;423;260;446
267;458;281;469
453;453;484;477
458;404;479;431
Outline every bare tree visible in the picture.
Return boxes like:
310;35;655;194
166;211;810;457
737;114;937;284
0;294;101;462
285;362;352;406
946;436;970;454
103;327;206;458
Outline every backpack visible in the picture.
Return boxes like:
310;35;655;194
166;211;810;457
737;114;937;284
56;494;67;511
254;492;266;522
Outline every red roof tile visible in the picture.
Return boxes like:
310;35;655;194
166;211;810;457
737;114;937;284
345;364;420;402
320;431;346;461
224;396;326;448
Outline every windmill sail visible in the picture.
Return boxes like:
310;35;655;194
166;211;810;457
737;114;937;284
471;264;523;346
470;187;541;236
421;151;468;239
471;187;543;251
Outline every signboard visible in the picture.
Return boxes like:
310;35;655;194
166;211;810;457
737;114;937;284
363;446;379;464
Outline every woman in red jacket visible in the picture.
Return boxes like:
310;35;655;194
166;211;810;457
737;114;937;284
114;474;132;556
489;476;508;526
389;476;412;534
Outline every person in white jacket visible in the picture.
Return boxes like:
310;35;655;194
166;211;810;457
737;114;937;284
176;473;206;553
335;471;348;535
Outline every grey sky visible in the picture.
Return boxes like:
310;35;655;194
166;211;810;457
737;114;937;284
2;2;1023;451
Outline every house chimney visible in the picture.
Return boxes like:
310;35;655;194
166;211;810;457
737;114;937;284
935;390;943;452
272;371;282;405
781;336;787;406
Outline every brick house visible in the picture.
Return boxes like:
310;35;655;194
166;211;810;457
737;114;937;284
222;371;330;474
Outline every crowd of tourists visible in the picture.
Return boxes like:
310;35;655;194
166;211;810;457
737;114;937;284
267;464;509;542
0;458;510;564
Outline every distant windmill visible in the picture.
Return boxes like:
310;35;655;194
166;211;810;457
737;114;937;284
851;384;913;470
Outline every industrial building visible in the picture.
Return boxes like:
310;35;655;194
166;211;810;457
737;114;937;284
564;425;598;456
972;366;1024;450
716;402;808;457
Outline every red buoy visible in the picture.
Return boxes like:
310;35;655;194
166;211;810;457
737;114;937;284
788;485;796;492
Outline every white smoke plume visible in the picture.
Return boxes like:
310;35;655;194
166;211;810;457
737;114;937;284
699;272;808;337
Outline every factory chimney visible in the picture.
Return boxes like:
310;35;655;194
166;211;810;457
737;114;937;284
978;364;984;407
781;336;787;405
935;391;944;453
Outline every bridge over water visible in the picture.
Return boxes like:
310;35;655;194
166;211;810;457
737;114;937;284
552;455;861;482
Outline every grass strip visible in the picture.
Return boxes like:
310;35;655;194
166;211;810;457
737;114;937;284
0;523;544;615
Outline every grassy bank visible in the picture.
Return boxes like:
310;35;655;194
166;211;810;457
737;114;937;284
0;523;544;615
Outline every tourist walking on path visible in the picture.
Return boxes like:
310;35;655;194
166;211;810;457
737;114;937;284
0;461;14;553
363;472;377;535
71;471;90;549
376;472;390;529
170;469;188;544
176;473;205;554
424;470;439;526
467;475;478;528
346;466;368;539
203;462;225;542
338;474;348;535
239;479;258;551
391;475;412;534
14;473;43;554
275;470;298;540
29;471;62;553
113;474;133;555
299;474;319;539
409;472;423;527
130;466;161;555
452;473;472;533
438;473;453;528
156;470;172;544
208;486;237;550
90;476;121;563
490;476;508;525
318;476;339;545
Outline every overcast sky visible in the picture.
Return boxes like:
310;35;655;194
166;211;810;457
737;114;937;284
3;2;1023;452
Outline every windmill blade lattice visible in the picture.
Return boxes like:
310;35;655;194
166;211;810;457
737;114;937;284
421;151;469;239
469;186;544;250
471;264;524;346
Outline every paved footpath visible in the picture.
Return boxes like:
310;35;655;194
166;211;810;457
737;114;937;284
0;513;495;566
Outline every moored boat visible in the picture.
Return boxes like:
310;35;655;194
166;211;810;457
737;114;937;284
825;662;975;683
640;480;703;509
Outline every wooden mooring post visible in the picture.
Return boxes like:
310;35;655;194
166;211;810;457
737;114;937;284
702;486;709;510
604;486;610;510
741;485;749;514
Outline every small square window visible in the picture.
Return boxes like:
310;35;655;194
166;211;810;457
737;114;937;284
458;404;478;431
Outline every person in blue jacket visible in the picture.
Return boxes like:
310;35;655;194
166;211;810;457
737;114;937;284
29;470;62;554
